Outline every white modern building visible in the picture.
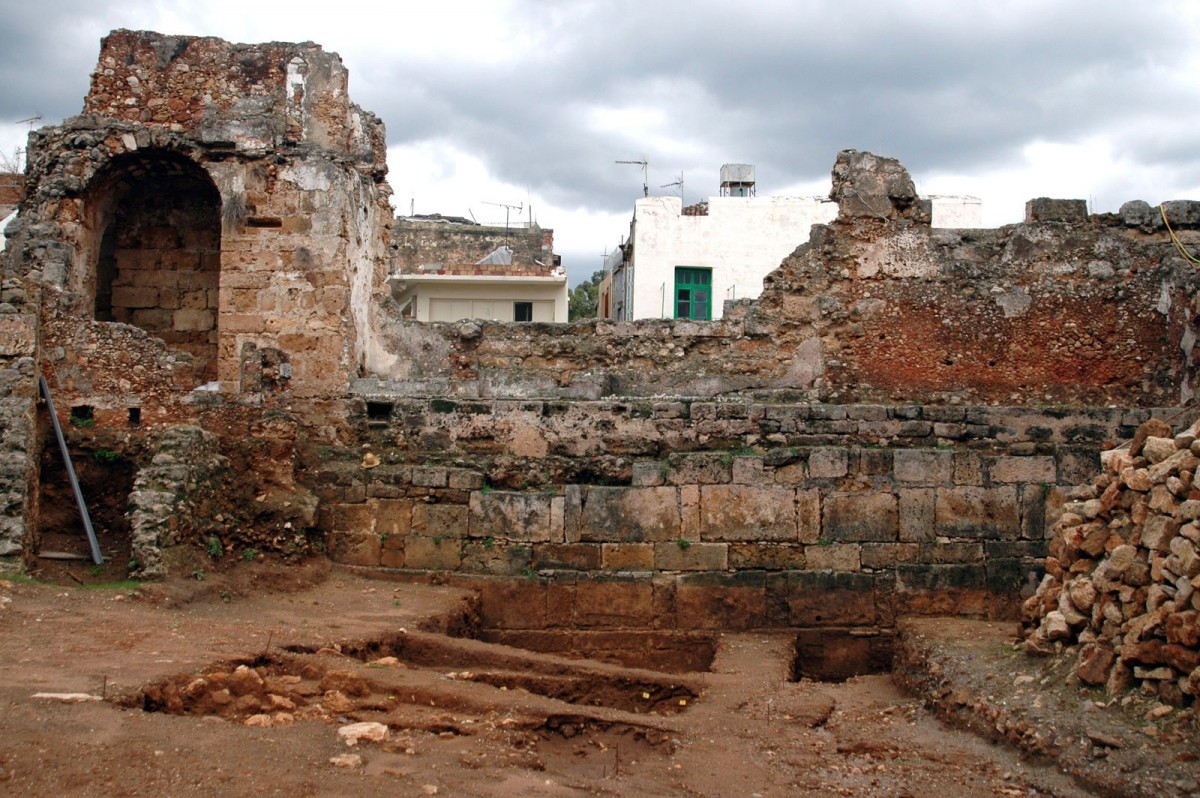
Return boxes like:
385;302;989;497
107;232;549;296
603;164;981;321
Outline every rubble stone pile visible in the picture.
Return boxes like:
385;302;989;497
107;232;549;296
1021;418;1200;705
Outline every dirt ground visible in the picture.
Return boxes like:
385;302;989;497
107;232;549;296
0;560;1191;797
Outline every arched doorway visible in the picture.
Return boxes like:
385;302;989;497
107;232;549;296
86;151;222;383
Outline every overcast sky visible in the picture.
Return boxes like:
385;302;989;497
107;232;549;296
3;0;1200;284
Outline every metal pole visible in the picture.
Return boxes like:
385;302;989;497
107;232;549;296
39;375;103;564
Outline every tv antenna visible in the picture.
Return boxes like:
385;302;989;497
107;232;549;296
661;171;684;202
616;158;649;197
482;200;523;245
17;116;42;129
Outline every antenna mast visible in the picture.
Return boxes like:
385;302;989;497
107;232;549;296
616;158;649;197
482;200;523;245
661;171;684;203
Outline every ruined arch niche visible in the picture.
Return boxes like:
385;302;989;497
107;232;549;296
84;149;222;382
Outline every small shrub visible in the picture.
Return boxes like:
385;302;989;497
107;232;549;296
206;537;222;558
676;539;692;550
191;568;206;581
92;449;120;464
483;536;495;549
242;548;257;562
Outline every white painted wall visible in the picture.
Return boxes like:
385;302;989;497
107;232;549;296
627;195;837;320
391;275;568;322
0;210;14;251
623;193;983;320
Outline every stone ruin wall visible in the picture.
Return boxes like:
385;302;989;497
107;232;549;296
1;31;1199;633
392;218;559;277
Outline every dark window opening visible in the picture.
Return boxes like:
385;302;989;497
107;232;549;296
70;405;94;423
128;407;141;427
366;401;394;420
514;302;533;322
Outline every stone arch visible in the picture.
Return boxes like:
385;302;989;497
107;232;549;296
84;150;222;382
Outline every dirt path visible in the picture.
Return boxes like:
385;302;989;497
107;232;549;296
0;565;1105;796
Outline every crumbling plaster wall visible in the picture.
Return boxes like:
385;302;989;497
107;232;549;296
392;218;559;276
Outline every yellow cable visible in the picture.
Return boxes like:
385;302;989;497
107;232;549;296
1160;204;1200;265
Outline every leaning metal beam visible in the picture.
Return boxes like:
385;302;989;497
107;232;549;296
38;375;103;564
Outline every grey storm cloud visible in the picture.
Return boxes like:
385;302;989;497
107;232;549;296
2;1;1199;219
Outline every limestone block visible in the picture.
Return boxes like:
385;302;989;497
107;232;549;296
631;460;666;487
805;543;861;571
576;486;681;543
899;488;936;542
808;447;849;479
331;503;374;533
474;579;548;629
934;486;1019;539
988;455;1056;484
1142;515;1179;552
412;466;448;487
700;485;797;541
731;457;764;484
797;489;821;544
786;571;876;626
822;492;898;542
654;541;728;571
531;543;602;570
601;543;654;570
893;449;953;484
402;534;462;570
374;499;413;537
674;572;765;629
469;490;556;542
173;308;215;332
574;578;656;627
860;543;920;569
461;540;532;575
111;285;160;309
728;543;806;570
411;503;468;538
326;530;380;567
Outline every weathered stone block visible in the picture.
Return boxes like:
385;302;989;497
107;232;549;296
532;543;601;570
601;543;654;570
412;466;448;487
469;490;556;542
326;529;379;567
805;543;861;571
411;503;468;537
808;447;849;478
700;485;797;541
576;486;681;543
988;455;1056;484
461;540;532;575
631;460;667;487
797;489;821;544
786;571;876;626
857;448;893;475
731;456;764;484
332;502;374;533
574;578;656;627
654;541;728;571
898;488;936;542
822;492;898;542
675;571;766;629
173;308;215;332
953;451;984;486
935;486;1019;539
860;543;920;569
729;543;806;570
475;579;548;629
402;534;461;570
894;449;953;483
374;499;413;537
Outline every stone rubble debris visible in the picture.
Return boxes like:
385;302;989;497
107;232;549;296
1021;417;1200;705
